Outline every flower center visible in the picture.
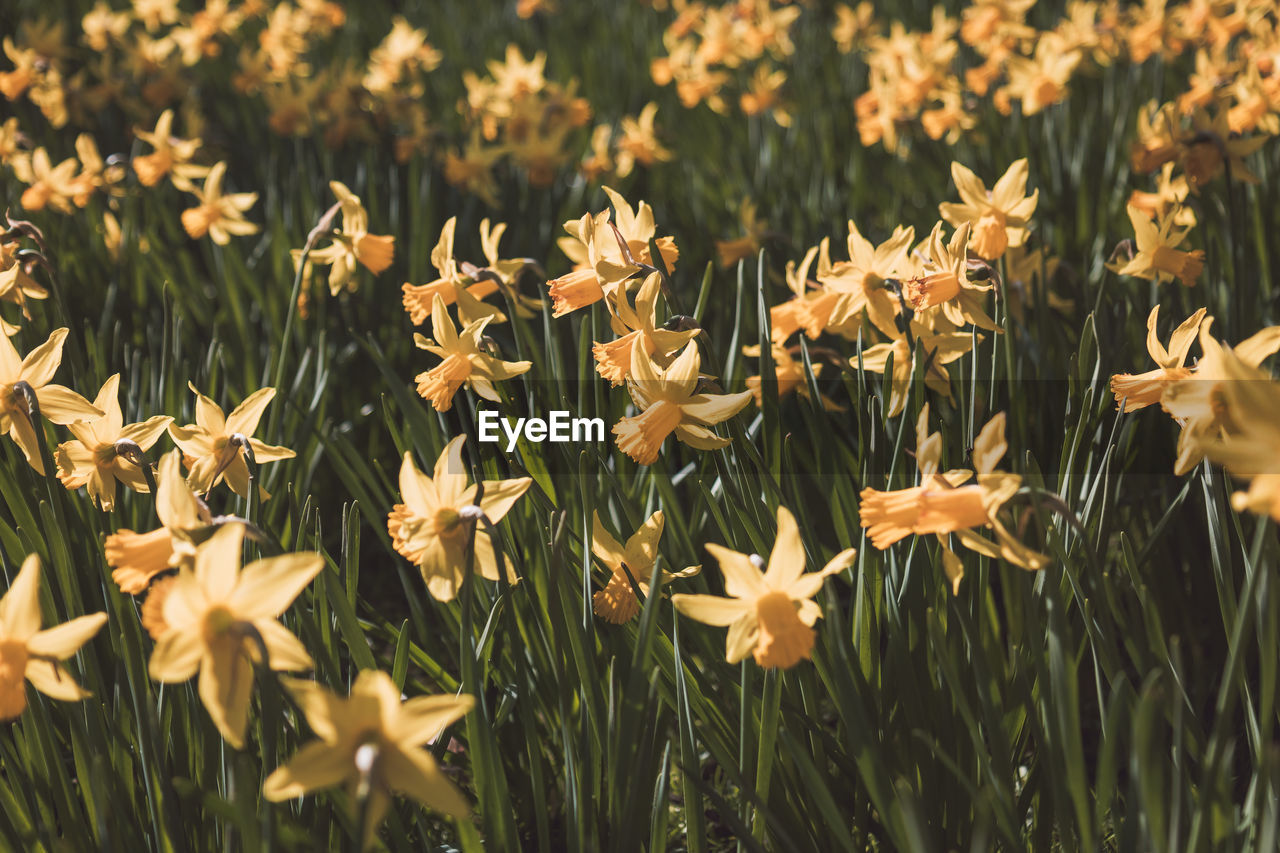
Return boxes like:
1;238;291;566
753;591;814;669
432;506;466;540
203;605;237;644
612;400;684;466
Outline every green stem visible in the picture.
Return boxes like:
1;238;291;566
752;668;781;842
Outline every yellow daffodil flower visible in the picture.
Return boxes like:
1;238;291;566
938;158;1038;260
904;221;999;331
54;373;172;511
800;221;915;341
0;327;103;474
1108;203;1204;287
859;410;1047;588
131;108;210;189
299;181;395;296
1196;352;1280;522
412;296;531;412
1110;305;1206;412
672;506;855;669
592;510;698;623
856;321;976;418
593;272;699;386
1161;319;1280;474
388;435;531;601
0;554;107;720
547;187;678;317
613;339;753;465
168;382;295;499
264;671;474;850
401;217;505;327
180;161;260;245
148;524;323;748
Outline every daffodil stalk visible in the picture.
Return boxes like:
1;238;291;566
14;381;65;529
267;200;342;442
112;437;160;505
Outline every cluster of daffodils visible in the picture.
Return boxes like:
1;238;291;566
449;45;592;200
0;272;475;842
650;0;802;125
1111;306;1280;520
1;106;259;251
763;158;1055;418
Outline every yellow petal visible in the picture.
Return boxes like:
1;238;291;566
263;739;353;801
253;619;314;672
33;384;104;425
199;638;256;748
706;543;769;599
229;553;323;619
382;744;471;819
25;660;90;702
226;387;276;436
26;613;107;660
188;382;227;434
195;523;245;603
762;506;805;589
391;693;475;747
672;593;752;626
148;627;204;682
18;327;68;388
0;554;43;641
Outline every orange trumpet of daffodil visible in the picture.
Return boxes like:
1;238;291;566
0;554;108;720
1109;305;1206;412
148;523;323;748
413;295;531;412
613;339;753;465
388;435;531;602
672;506;855;669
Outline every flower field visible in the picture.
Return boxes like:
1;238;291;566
2;0;1280;850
